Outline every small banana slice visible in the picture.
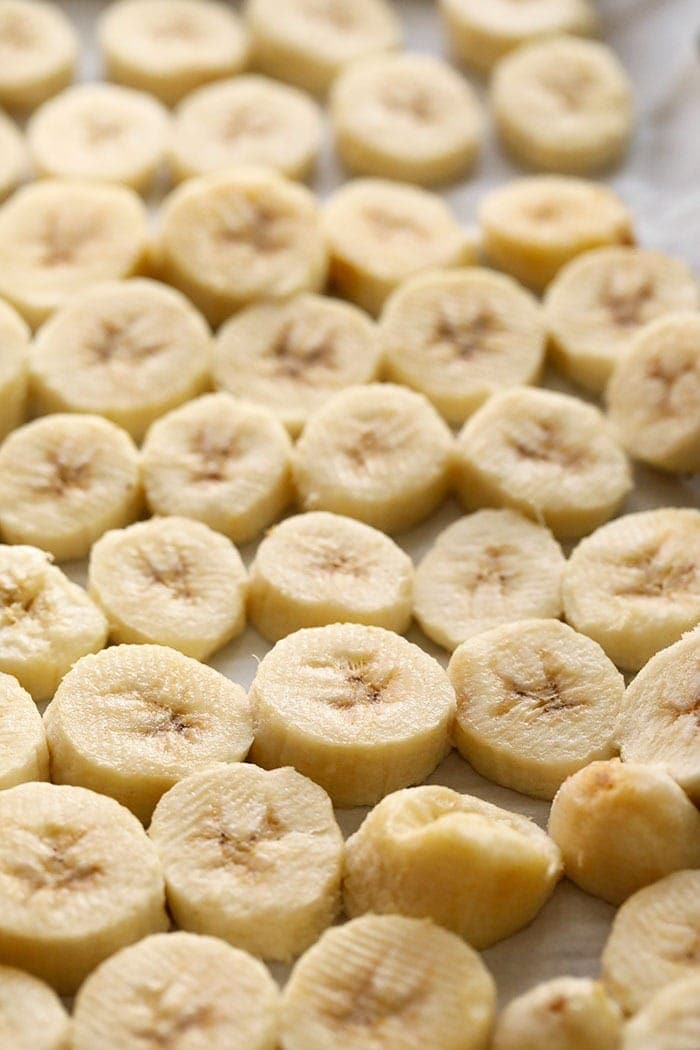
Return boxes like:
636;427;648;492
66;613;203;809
0;965;70;1050
249;622;455;807
623;974;700;1050
324;178;473;315
142;393;292;545
99;0;251;106
293;383;453;534
454;387;632;539
0;673;49;789
0;0;77;111
492;977;623;1050
44;643;253;824
0;110;25;199
562;508;700;671
279;914;496;1050
479;176;634;292
379;267;546;424
150;763;343;961
213;293;381;437
0;297;29;441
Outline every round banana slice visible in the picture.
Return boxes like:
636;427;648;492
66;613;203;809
0;110;25;200
72;931;279;1050
0;297;29;441
0;0;77;111
0;781;167;994
379;267;546;424
562;508;700;671
454;387;632;539
44;643;253;824
292;384;453;535
249;622;455;808
479;176;634;292
0;414;141;562
0;964;70;1050
0;673;49;789
324;178;473;316
29;278;212;443
213;293;382;437
492;977;623;1050
142;393;292;545
449;619;624;800
279;914;496;1050
98;0;251;106
413;510;565;652
623;974;700;1050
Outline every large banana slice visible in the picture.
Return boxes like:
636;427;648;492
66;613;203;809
562;508;700;671
0;964;70;1050
0;297;29;441
492;977;623;1050
292;383;453;534
623;974;700;1050
479;176;634;292
379;267;546;424
213;293;381;437
0;673;49;789
142;392;292;544
454;387;632;539
0;110;25;199
279;914;496;1050
249;622;455;807
44;643;253;823
0;0;77;111
0;781;167;994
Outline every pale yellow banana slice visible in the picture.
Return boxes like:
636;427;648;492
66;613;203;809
449;618;623;799
0;0;77;111
279;914;496;1050
249;622;455;807
213;293;382;437
0;109;25;199
0;297;29;441
454;387;632;539
343;784;562;950
292;383;453;534
29;278;212;443
479;176;634;292
324;178;474;315
0;964;70;1050
44;643;253;824
0;673;48;789
142;392;292;545
492;977;623;1050
380;267;546;424
0;781;167;994
99;0;251;106
562;508;700;671
623;974;700;1050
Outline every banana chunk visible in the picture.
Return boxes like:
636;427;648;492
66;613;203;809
293;384;453;535
0;110;25;200
0;297;29;441
44;644;253;824
623;974;700;1050
380;267;546;424
149;763;343;961
142;393;292;544
0;673;48;789
562;508;700;671
0;0;77;111
455;387;632;539
249;622;455;807
492;977;623;1050
213;293;381;437
279;914;496;1050
0;964;70;1050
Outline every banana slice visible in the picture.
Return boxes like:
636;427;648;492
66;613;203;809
0;781;167;994
0;297;29;441
293;383;453;535
454;387;632;539
379;267;546;424
44;643;253;824
0;964;70;1050
479;176;634;292
149;763;343;961
249;623;454;808
213;293;382;437
324;178;474;315
142;393;292;545
29;278;211;443
0;673;49;789
492;977;623;1050
623;974;700;1050
0;0;77;111
99;0;251;106
562;508;700;671
279;914;496;1050
0;180;149;329
0;109;25;199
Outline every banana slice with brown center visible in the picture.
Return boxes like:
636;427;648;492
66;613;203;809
492;977;623;1050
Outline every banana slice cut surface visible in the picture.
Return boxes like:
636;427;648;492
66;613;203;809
623;974;700;1050
492;976;623;1050
0;0;77;110
0;297;29;441
0;110;25;200
0;964;70;1050
0;672;49;789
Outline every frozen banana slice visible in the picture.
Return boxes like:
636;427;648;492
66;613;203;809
142;393;292;544
454;387;632;539
293;383;453;535
623;975;700;1050
493;977;623;1050
0;673;49;789
0;297;29;441
379;267;546;424
0;0;77;111
0;110;25;199
44;643;253;823
0;965;70;1050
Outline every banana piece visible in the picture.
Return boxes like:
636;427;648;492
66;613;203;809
292;383;453;534
142;393;292;545
250;622;455;807
29;278;212;443
479;176;634;292
0;109;25;199
623;974;700;1050
454;387;632;539
562;508;700;671
492;977;623;1050
379;267;546;424
0;965;70;1050
213;293;382;437
0;673;49;789
0;0;77;111
44;643;253;824
279;914;496;1050
0;297;29;441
